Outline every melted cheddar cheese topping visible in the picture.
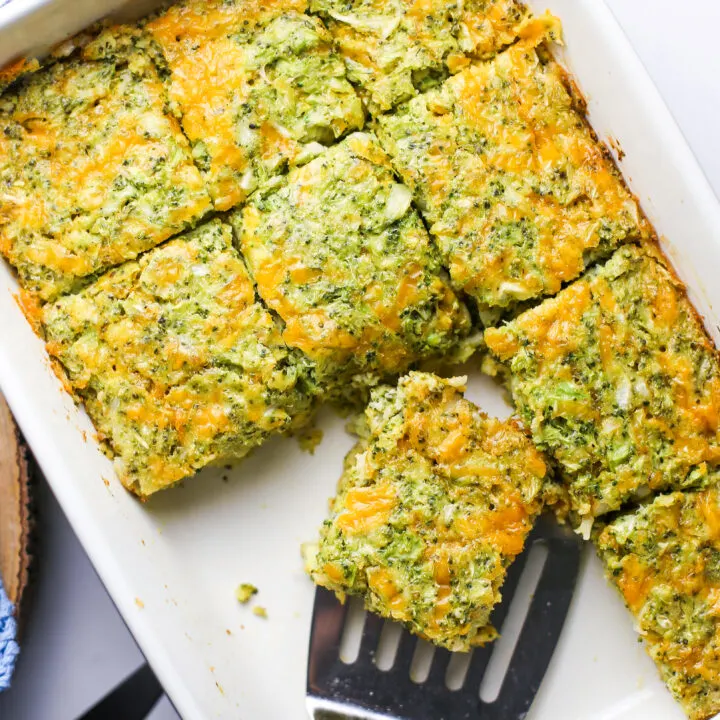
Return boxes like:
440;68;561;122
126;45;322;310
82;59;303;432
233;133;473;400
596;490;720;720
148;0;364;211
42;219;317;496
310;0;529;114
485;245;720;521
0;27;212;301
377;21;649;313
307;371;547;651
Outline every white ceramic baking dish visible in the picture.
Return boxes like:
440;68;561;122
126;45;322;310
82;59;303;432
2;0;719;717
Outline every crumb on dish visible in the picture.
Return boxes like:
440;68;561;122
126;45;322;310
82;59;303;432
236;584;259;604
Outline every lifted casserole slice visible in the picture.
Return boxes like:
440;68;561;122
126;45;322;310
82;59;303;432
232;133;473;397
376;24;649;315
595;490;720;720
0;27;211;302
306;371;547;650
147;0;364;212
310;0;530;114
42;219;316;497
485;244;720;524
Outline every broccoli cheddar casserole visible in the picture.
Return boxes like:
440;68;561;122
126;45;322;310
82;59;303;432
306;372;546;650
2;1;720;714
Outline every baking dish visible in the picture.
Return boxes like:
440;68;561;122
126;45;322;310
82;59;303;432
1;0;718;717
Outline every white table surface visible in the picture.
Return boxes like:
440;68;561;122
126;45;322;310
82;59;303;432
1;1;719;718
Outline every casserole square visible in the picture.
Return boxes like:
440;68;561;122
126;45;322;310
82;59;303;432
0;27;211;302
306;371;547;650
485;244;720;523
147;0;365;212
596;490;720;720
311;0;529;114
376;26;649;316
231;132;473;398
42;219;317;497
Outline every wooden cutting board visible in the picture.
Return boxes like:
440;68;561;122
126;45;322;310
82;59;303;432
0;392;32;621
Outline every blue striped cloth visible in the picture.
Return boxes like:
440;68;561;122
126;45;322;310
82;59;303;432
0;577;18;691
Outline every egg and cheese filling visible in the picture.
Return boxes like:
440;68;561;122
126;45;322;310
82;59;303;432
306;371;547;650
310;0;529;115
232;133;473;398
596;490;720;720
147;0;365;212
485;244;720;523
0;27;212;302
42;219;317;497
376;20;648;315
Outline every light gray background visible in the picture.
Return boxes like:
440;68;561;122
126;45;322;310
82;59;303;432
1;0;719;717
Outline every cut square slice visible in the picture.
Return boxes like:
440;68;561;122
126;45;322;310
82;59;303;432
147;0;365;212
595;490;720;720
485;244;720;523
231;133;473;396
42;219;317;496
376;23;649;314
306;371;547;650
310;0;530;114
0;27;212;302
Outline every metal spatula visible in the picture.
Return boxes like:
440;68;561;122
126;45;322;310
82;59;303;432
307;515;581;720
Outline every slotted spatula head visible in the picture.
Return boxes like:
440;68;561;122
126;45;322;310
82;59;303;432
307;515;581;720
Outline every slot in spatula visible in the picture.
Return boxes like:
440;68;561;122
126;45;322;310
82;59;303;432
307;514;581;720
